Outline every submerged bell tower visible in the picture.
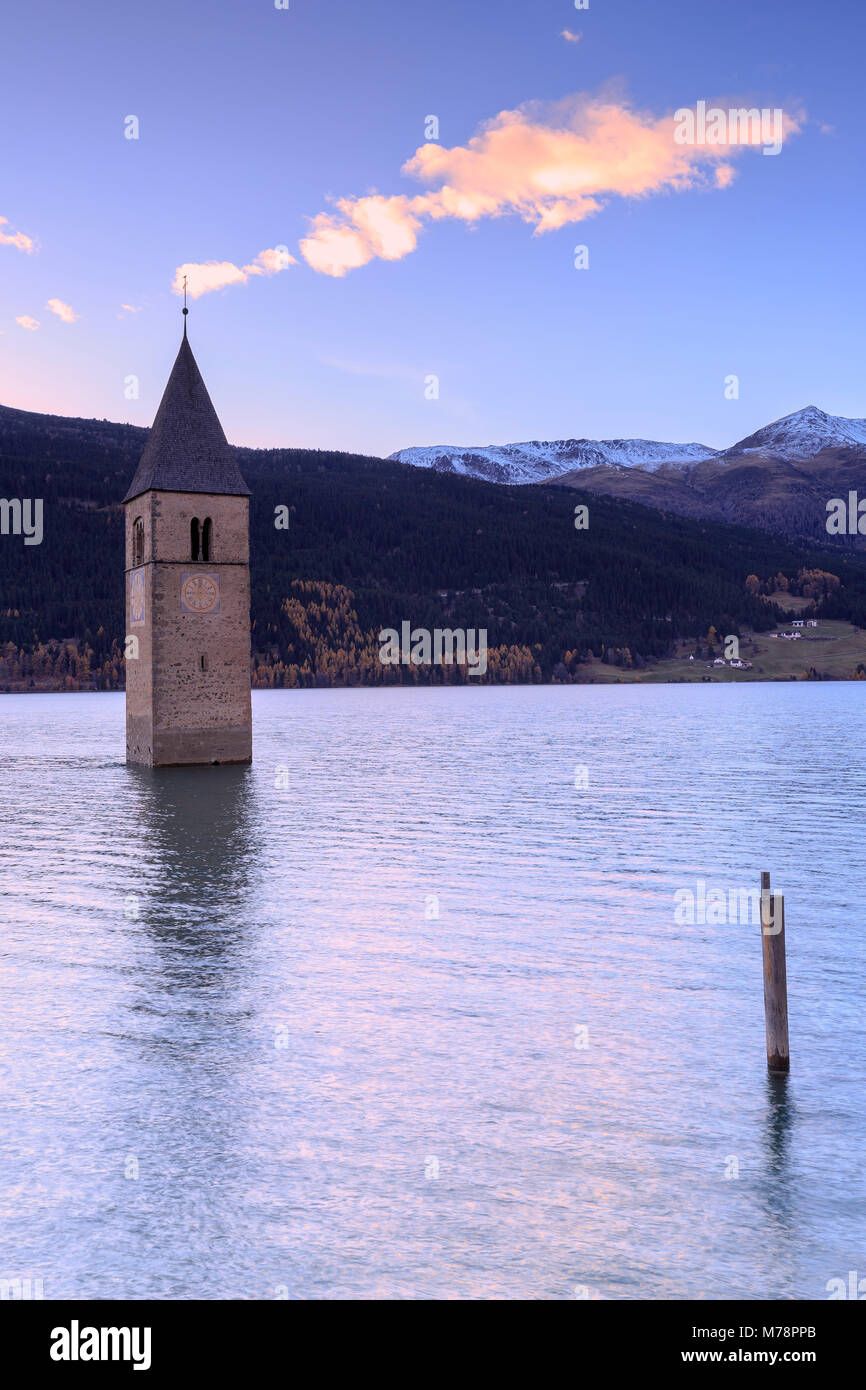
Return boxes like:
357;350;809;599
123;311;252;766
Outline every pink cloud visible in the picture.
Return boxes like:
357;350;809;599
46;298;78;323
250;246;296;273
16;315;39;331
300;196;423;277
300;91;804;276
172;246;297;298
0;216;35;254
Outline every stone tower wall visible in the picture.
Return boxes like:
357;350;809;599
125;490;252;766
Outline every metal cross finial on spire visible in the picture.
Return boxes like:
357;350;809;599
182;274;189;337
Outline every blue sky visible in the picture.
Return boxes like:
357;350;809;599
1;0;863;456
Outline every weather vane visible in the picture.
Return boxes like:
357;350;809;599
182;273;189;335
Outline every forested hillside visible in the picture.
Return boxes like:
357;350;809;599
2;402;866;691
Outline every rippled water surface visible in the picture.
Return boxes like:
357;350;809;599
0;684;864;1299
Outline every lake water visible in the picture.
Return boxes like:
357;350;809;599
0;683;864;1300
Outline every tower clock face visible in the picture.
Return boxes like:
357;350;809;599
129;569;145;626
181;572;220;614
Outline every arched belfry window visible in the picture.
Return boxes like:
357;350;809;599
190;517;201;561
132;517;144;567
202;517;212;562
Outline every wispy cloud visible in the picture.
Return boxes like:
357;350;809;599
299;90;804;277
172;246;297;298
46;298;78;323
118;303;143;318
16;315;39;331
320;355;426;382
561;29;582;45
0;216;35;254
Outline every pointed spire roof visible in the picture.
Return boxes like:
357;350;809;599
123;334;250;503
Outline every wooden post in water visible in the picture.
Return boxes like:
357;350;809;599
760;871;790;1073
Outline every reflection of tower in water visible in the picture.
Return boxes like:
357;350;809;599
118;765;264;1292
126;764;257;974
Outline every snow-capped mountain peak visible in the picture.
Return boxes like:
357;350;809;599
721;405;866;460
388;435;716;486
388;405;866;487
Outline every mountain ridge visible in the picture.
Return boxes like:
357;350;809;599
390;405;866;481
387;435;717;485
389;406;866;546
